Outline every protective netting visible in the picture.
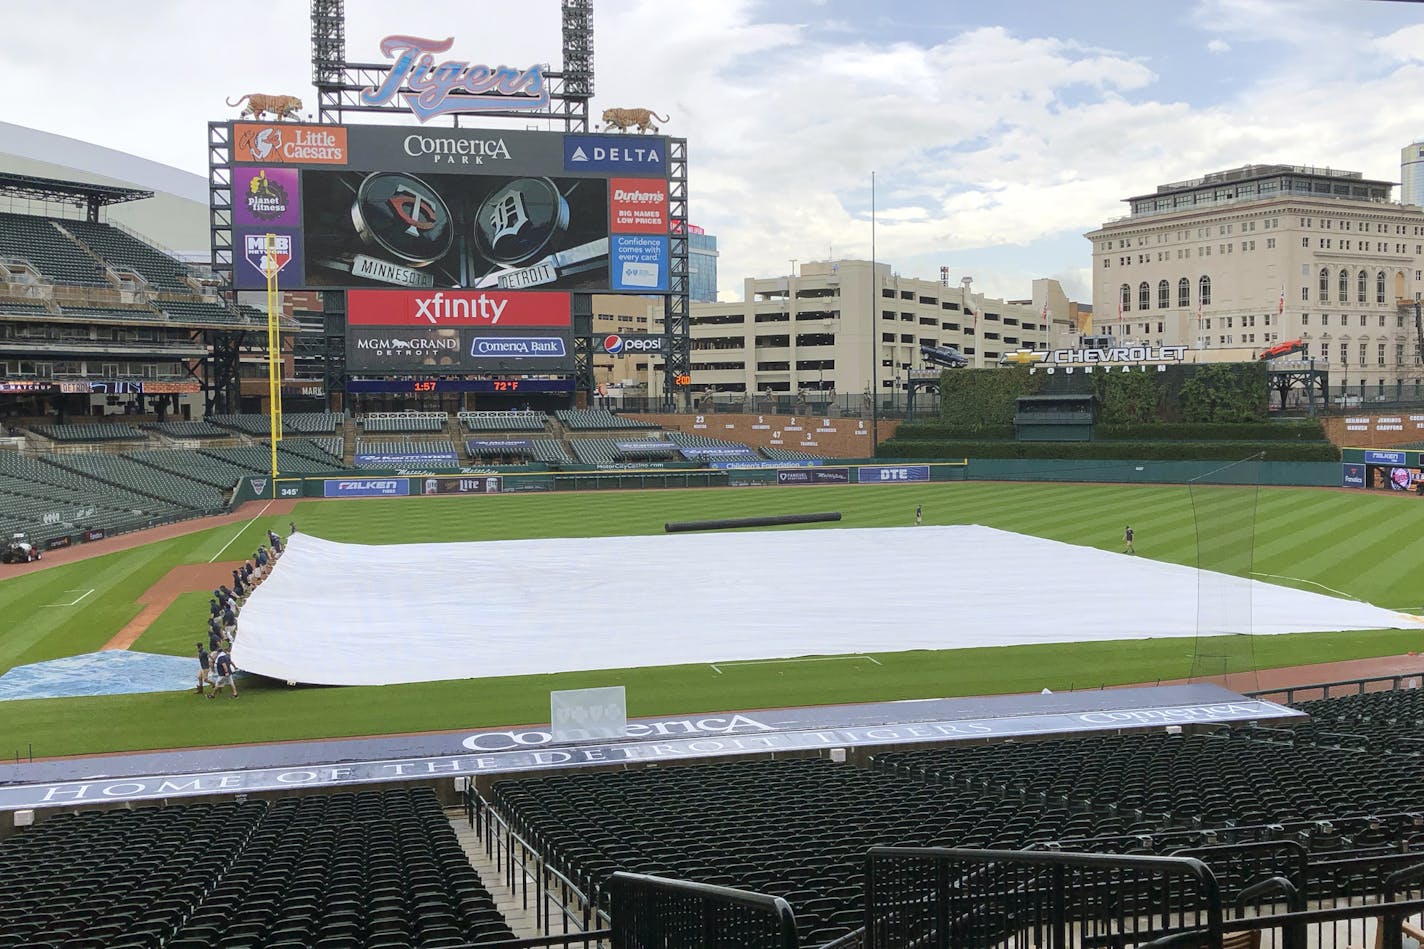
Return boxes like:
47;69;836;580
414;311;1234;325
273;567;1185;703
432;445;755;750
1189;455;1263;685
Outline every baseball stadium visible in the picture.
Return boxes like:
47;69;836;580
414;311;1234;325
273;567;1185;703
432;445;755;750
6;4;1424;949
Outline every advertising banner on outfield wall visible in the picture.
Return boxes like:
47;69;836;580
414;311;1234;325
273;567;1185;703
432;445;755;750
857;465;931;484
777;468;850;485
1364;464;1424;492
419;476;503;495
712;459;823;469
323;479;410;498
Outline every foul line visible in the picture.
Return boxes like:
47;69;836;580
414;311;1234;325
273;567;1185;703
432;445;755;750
209;500;273;563
1250;571;1358;601
41;589;94;608
711;655;882;675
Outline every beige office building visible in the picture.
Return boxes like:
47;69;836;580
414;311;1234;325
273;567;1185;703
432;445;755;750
1086;164;1424;395
672;258;1076;400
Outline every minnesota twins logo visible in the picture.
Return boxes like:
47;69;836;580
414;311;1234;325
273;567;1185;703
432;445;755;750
387;187;441;236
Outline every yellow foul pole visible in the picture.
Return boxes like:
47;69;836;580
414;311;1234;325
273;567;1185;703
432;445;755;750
264;234;282;498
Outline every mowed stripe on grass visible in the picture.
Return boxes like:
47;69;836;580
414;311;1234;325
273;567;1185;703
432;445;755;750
1;481;1422;758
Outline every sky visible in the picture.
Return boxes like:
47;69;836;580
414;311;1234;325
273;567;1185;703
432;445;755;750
4;0;1424;303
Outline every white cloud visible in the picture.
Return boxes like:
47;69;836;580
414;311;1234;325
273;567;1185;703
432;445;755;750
1375;23;1424;62
1;0;1422;311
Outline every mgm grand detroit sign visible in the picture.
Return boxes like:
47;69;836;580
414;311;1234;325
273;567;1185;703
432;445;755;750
1015;345;1189;375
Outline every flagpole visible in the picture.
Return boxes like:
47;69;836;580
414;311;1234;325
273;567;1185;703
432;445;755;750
870;171;878;451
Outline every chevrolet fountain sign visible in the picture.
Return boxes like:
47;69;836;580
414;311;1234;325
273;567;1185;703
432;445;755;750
1022;345;1188;374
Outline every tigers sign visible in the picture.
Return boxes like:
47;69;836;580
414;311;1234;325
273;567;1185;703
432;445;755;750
234;124;348;165
359;35;549;121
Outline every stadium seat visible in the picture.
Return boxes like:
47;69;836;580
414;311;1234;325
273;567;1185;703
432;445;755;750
556;408;660;430
0;789;514;948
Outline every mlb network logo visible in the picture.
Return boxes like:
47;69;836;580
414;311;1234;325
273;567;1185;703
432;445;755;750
243;234;293;276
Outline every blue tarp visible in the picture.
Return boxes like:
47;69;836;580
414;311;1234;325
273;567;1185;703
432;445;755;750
0;651;200;701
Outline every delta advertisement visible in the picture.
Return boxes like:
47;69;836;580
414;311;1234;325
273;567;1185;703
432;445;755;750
227;123;673;294
345;289;573;372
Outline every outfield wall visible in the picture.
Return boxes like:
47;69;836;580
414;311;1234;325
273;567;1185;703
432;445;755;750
961;459;1341;486
229;459;1351;505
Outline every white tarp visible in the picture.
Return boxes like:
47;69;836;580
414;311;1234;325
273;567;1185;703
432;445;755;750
232;528;1421;686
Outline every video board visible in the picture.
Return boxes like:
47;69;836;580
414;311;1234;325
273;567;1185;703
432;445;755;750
228;123;671;295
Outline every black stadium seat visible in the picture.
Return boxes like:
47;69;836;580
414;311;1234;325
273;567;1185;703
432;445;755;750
0;789;513;949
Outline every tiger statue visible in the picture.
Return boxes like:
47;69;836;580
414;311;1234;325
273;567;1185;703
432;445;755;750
226;93;304;121
601;108;670;134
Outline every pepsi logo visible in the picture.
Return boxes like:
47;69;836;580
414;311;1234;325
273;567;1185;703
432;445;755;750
601;334;664;355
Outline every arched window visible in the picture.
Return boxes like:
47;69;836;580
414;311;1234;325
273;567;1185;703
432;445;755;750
1339;268;1349;302
1157;280;1170;309
1177;277;1190;308
1120;283;1131;313
1377;270;1387;304
1138;282;1150;311
1357;269;1368;304
1319;268;1330;303
1198;275;1212;306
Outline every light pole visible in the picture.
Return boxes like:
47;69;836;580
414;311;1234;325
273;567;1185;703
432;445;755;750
870;172;878;450
960;276;979;368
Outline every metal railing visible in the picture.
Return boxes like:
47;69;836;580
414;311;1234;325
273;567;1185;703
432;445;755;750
608;871;799;949
1246;673;1424;706
466;784;609;942
603;392;936;420
863;847;1224;949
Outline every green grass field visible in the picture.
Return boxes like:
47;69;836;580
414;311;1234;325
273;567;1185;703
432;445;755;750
2;481;1423;760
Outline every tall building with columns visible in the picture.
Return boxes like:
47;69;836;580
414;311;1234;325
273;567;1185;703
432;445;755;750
1086;164;1424;395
